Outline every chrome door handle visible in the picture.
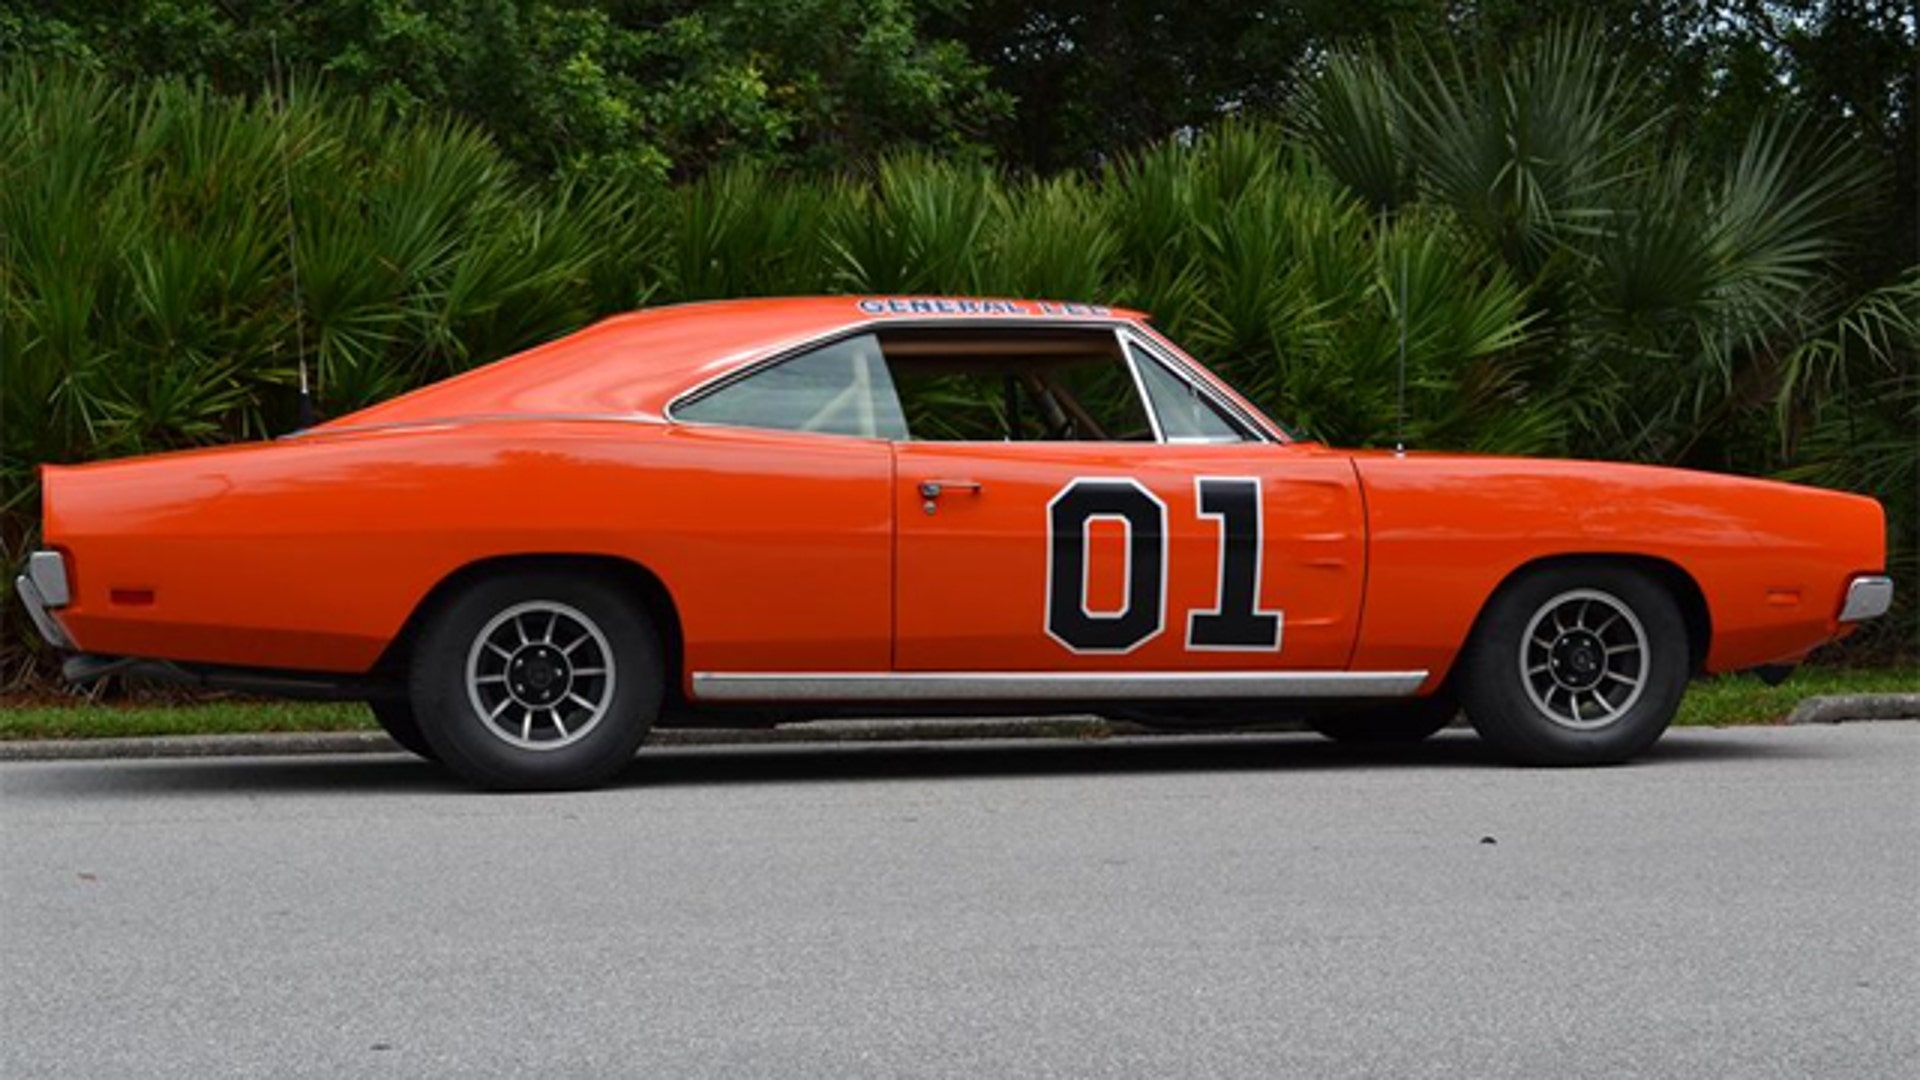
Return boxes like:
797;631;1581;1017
919;479;983;499
919;479;983;514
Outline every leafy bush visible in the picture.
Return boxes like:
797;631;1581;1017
0;66;644;489
0;1;1008;182
0;66;653;682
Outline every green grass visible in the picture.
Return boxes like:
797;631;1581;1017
1672;668;1918;727
0;700;377;741
0;667;1911;741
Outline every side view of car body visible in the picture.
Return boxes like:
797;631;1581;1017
18;297;1894;788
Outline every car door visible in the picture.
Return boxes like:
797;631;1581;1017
890;329;1366;674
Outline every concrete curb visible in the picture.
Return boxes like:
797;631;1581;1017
0;716;1125;761
1785;693;1920;726
0;730;402;761
1;695;1912;762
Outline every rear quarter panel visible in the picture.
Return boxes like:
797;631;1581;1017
44;422;895;686
1350;455;1887;682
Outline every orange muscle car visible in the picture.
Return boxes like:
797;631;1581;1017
17;297;1894;788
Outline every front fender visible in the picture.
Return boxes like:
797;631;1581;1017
1347;454;1886;680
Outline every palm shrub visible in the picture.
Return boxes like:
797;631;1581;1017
825;154;1000;295
1101;128;1540;454
0;66;636;671
1293;23;1911;653
1103;138;1207;344
984;175;1119;303
1297;24;1884;464
1772;271;1920;655
669;163;840;299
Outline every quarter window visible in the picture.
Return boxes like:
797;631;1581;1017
1130;342;1251;443
676;333;909;439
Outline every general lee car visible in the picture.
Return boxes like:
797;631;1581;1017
17;297;1895;788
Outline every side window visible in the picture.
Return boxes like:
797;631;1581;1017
1130;342;1251;443
1048;352;1156;440
677;333;908;439
881;328;1155;442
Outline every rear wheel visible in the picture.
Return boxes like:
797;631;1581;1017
1460;564;1688;766
368;699;437;761
410;571;662;790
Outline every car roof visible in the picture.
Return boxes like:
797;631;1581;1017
322;296;1150;430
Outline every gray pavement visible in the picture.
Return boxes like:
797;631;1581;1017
2;724;1916;1079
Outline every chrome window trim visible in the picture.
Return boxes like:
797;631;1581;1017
1112;327;1168;443
692;669;1429;702
666;317;1216;446
283;413;660;440
1117;328;1276;444
1838;575;1894;622
1133;323;1291;442
668;316;1284;446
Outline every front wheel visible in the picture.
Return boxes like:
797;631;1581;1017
410;571;662;790
1459;565;1689;766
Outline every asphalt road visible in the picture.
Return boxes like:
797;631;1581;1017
3;724;1916;1079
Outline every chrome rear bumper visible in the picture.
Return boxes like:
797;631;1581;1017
1838;575;1894;623
14;550;74;650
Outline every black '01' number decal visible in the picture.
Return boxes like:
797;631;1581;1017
1045;479;1166;653
1046;477;1283;654
1188;478;1282;650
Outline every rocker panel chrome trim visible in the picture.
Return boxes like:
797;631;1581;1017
691;670;1429;702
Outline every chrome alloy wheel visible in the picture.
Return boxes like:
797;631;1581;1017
464;600;616;752
1518;588;1649;731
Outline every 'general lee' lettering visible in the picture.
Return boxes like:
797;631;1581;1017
856;297;1112;317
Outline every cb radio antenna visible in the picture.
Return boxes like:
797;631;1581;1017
270;33;314;431
1394;240;1408;456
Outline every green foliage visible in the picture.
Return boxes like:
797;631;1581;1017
0;1;1008;182
2;27;1915;673
1290;24;1914;651
930;0;1435;173
1773;271;1920;658
670;163;836;298
1089;127;1541;453
1296;49;1410;215
0;64;630;529
6;5;1912;287
827;154;997;294
1672;667;1920;727
0;700;379;740
984;176;1118;302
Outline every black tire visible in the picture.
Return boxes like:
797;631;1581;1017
410;570;662;791
1307;693;1459;744
1459;563;1689;766
368;698;438;761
